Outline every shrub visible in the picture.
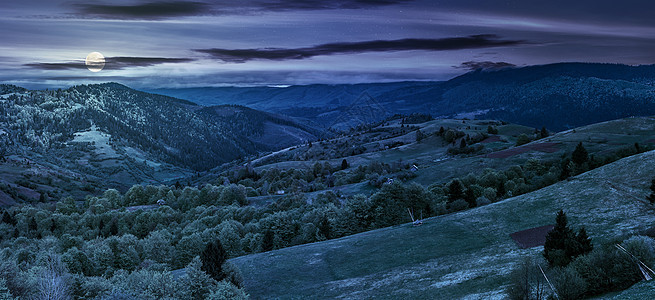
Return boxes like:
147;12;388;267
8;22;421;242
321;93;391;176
448;199;469;212
551;267;587;300
476;197;491;207
206;280;248;300
516;134;531;146
505;257;546;300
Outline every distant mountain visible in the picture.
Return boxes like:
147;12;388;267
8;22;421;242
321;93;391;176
0;83;318;178
440;63;655;130
149;82;441;130
151;63;655;131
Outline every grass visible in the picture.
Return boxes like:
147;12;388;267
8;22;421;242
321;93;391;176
247;117;655;194
230;149;655;299
603;280;655;299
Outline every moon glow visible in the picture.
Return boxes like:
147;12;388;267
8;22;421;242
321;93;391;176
85;52;105;72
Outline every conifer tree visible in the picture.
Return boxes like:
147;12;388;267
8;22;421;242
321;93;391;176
544;210;574;267
464;188;476;208
319;215;331;239
576;227;593;255
447;180;464;202
262;229;274;252
572;142;588;165
543;210;592;267
540;126;549;138
559;158;572;180
200;239;228;282
496;182;506;198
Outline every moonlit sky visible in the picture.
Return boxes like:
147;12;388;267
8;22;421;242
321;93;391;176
2;0;655;89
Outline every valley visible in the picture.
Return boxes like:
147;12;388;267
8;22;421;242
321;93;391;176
2;63;655;299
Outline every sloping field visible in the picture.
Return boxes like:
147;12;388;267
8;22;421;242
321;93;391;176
230;150;655;299
484;142;560;158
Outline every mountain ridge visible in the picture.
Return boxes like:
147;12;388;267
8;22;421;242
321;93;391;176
149;62;655;131
0;83;319;199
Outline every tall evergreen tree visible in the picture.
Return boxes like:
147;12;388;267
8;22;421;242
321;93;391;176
464;188;476;208
318;215;331;239
576;227;593;255
543;210;592;267
496;182;506;198
544;210;574;267
540;126;549;138
572;142;588;165
200;239;228;282
341;159;348;170
447;180;464;202
559;158;572;180
262;229;274;252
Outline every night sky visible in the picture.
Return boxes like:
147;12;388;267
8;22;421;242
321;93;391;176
2;0;655;89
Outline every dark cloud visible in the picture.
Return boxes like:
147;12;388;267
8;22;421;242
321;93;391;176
260;0;412;11
455;61;516;71
73;1;209;20
195;35;526;62
25;57;194;70
71;0;412;19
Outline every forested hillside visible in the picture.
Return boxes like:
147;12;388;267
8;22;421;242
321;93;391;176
0;83;318;172
152;63;655;131
0;83;320;204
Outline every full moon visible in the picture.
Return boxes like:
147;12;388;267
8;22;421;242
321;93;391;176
85;52;105;72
